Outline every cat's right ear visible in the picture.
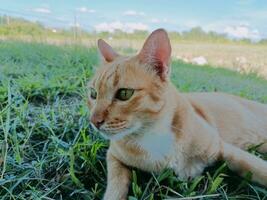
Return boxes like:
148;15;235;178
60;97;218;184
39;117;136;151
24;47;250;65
138;29;171;81
97;39;119;63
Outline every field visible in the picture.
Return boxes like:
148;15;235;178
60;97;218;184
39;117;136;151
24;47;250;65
103;39;267;79
1;17;267;79
0;41;267;200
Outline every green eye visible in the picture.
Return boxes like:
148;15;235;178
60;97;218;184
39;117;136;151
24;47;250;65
90;88;97;99
115;88;134;101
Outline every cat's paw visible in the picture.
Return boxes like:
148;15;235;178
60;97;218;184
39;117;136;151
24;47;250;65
103;195;126;200
103;190;127;200
175;162;205;181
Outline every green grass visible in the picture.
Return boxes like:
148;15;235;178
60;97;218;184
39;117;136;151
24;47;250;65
0;41;267;200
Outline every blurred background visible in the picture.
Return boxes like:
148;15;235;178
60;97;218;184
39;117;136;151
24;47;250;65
1;0;267;77
1;1;267;199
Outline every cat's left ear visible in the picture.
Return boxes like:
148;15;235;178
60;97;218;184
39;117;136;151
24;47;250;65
97;39;119;62
138;29;171;81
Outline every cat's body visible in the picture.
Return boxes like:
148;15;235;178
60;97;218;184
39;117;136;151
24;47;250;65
186;92;267;151
87;29;267;200
109;90;267;182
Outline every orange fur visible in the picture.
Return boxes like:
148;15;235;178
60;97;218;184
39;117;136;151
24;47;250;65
87;29;267;200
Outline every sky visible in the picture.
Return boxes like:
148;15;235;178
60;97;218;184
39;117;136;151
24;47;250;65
0;0;267;40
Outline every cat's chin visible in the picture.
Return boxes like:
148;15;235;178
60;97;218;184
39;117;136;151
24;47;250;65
100;123;142;141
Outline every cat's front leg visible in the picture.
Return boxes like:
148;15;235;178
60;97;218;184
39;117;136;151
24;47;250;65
103;151;131;200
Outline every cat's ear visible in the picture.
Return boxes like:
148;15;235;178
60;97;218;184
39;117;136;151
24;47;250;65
97;39;119;62
138;29;171;80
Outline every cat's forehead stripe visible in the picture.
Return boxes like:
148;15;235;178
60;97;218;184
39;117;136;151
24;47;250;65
94;68;106;89
113;67;120;87
105;69;116;84
97;66;113;90
97;64;119;94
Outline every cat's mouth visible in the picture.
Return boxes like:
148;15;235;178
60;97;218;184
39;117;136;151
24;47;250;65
96;122;142;141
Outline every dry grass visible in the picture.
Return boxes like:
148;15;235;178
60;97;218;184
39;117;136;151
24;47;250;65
103;39;267;79
1;34;267;78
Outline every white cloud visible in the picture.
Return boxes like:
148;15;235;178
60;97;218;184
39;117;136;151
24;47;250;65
201;20;263;40
32;7;51;14
203;20;246;32
76;7;96;13
150;18;160;23
123;10;145;16
183;20;200;29
94;21;149;33
224;25;261;40
149;17;175;25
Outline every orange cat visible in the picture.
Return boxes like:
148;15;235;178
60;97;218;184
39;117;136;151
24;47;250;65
87;29;267;200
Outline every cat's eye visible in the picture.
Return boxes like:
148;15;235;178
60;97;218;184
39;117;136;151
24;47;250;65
115;88;134;101
90;88;97;99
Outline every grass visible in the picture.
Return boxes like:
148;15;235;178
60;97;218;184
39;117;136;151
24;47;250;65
0;41;267;200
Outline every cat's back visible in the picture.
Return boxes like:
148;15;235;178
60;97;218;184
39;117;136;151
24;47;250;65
184;92;267;118
183;92;267;149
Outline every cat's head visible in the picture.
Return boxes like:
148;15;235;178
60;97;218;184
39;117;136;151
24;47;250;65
88;29;172;140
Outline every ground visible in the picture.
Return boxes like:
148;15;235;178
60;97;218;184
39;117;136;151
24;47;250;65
0;41;267;200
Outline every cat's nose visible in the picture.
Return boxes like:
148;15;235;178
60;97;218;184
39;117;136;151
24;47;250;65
90;114;105;129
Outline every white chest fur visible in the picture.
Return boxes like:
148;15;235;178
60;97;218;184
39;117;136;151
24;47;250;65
111;122;176;173
138;129;174;161
136;116;175;162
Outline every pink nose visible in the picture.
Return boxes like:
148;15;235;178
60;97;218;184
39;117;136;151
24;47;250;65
90;113;105;129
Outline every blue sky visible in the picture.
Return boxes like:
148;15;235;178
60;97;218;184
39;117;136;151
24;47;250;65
0;0;267;39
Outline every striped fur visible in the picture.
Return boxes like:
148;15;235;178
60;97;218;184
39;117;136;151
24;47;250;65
87;29;267;200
